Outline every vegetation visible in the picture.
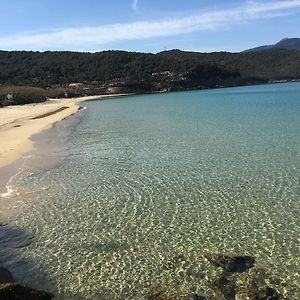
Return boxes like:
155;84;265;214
0;85;47;107
0;48;299;106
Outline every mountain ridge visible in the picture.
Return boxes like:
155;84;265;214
244;38;300;52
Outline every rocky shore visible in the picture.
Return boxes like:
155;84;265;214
0;267;53;300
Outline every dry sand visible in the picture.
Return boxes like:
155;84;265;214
0;94;126;169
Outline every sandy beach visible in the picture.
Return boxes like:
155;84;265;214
0;94;126;170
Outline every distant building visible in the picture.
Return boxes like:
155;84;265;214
107;87;121;94
6;93;13;101
68;83;84;88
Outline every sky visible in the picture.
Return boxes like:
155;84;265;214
0;0;300;53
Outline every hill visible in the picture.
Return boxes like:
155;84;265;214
1;48;300;106
1;48;300;86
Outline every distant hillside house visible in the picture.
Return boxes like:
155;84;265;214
6;93;13;101
107;87;121;94
69;83;84;88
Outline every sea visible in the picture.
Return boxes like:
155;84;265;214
0;82;299;299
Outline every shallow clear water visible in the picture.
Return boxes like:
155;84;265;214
1;83;300;299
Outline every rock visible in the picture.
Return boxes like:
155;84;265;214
235;268;283;300
236;285;282;300
255;286;282;300
0;268;15;283
0;283;54;300
211;273;237;300
205;254;255;273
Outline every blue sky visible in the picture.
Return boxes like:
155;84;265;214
0;0;300;52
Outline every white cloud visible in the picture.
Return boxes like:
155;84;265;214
132;0;139;12
0;0;300;51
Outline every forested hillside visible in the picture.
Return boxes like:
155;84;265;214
0;48;299;106
0;49;299;86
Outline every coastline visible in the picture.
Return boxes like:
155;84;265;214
0;93;129;196
0;84;297;298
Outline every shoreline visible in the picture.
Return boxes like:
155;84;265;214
0;94;128;169
0;93;129;196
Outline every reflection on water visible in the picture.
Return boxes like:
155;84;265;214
2;83;300;299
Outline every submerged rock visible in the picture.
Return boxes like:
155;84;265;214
236;268;283;300
0;283;54;300
205;254;255;273
147;285;206;300
212;273;237;300
205;255;283;300
236;285;282;300
193;294;207;300
147;286;182;300
0;268;15;283
256;286;282;300
0;268;54;300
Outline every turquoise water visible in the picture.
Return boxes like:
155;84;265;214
1;83;300;299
